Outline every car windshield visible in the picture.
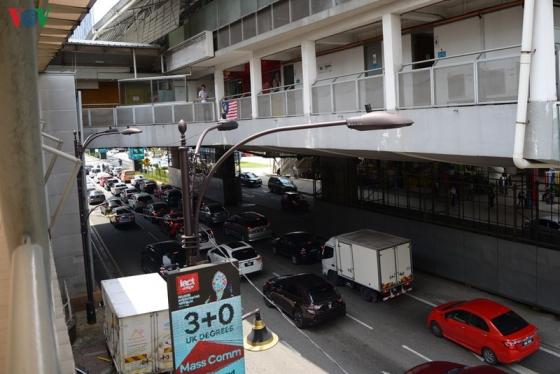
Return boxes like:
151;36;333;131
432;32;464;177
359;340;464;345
231;248;258;261
109;200;122;207
115;208;130;215
491;311;529;336
245;172;257;178
138;195;153;203
308;284;336;303
243;216;268;226
280;179;293;186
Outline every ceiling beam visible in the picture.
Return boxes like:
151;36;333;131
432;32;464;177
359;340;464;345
48;4;87;14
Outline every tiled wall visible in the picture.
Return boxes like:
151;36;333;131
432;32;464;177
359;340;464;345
38;73;85;299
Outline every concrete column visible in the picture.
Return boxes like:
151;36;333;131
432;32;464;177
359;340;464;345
214;68;225;119
382;13;402;110
215;147;241;206
0;0;59;372
530;0;557;101
319;157;358;205
249;55;262;119
301;40;317;115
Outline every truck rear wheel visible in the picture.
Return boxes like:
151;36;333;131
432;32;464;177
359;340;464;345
360;286;375;302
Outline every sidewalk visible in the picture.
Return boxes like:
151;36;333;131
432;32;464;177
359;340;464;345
72;308;326;374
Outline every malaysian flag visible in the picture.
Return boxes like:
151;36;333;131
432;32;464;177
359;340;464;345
225;99;238;120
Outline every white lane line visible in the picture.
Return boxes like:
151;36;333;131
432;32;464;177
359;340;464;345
471;352;484;362
272;272;281;277
540;346;560;358
346;314;373;330
402;345;432;362
406;294;437;308
148;232;159;241
509;364;540;374
381;371;391;374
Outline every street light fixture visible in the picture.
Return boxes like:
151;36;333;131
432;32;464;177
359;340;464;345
190;111;413;250
74;126;142;324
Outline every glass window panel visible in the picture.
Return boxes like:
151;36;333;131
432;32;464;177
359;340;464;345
230;20;242;44
121;81;151;105
311;0;332;14
335;0;351;4
257;7;272;34
273;0;290;28
243;14;257;39
258;0;274;8
290;0;309;21
218;0;241;27
218;26;230;49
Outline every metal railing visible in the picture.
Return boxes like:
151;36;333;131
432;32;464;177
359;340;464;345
82;100;216;127
312;69;384;114
398;45;520;109
222;93;252;120
257;83;303;118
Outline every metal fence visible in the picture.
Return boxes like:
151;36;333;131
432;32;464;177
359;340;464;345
398;45;520;109
82;101;216;127
257;84;303;118
312;69;384;114
356;169;560;249
222;93;252;120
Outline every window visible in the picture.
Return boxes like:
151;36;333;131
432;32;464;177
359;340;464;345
290;0;309;21
218;26;230;49
469;314;489;332
311;0;332;14
446;310;470;324
322;246;334;259
273;0;290;29
230;20;242;44
242;14;256;40
257;6;272;34
492;311;529;336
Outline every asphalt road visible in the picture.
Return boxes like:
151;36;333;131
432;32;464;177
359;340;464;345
88;169;560;374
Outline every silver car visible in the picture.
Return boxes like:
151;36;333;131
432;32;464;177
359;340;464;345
223;211;272;242
128;192;153;212
199;203;228;224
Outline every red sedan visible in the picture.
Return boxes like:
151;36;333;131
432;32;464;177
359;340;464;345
427;299;539;365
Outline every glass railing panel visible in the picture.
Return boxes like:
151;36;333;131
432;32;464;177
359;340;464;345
154;104;173;123
173;103;195;123
286;88;303;116
333;80;358;112
312;85;332;114
239;97;252;119
358;75;384;110
116;107;134;125
434;63;475;106
89;108;115;127
194;102;215;122
270;91;286;117
477;56;520;103
257;95;271;117
398;68;431;108
134;105;154;124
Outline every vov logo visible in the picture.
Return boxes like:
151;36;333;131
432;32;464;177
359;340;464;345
8;7;49;28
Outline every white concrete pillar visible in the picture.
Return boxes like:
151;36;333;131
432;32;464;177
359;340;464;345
249;54;262;119
214;68;224;119
382;13;402;111
529;0;557;101
301;40;317;115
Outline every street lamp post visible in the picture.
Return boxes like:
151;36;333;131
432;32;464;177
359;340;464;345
177;119;239;265
74;127;142;324
191;111;413;244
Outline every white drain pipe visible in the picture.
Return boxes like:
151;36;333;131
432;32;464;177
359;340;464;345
513;0;559;169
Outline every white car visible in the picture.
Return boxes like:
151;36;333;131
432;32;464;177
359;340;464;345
206;241;263;276
174;224;218;253
111;183;127;196
131;175;145;187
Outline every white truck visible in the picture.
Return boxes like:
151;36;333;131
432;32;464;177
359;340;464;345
102;273;173;374
321;229;413;302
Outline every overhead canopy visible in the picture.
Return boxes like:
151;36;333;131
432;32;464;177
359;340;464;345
37;0;93;72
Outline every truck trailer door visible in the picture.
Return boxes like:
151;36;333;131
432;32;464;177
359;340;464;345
395;243;412;284
337;242;354;279
379;247;397;289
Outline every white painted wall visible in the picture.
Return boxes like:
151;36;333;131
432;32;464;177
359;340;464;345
293;45;365;83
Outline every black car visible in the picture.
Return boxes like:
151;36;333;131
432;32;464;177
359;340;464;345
143;202;170;223
272;231;322;264
162;188;182;208
239;172;262;187
142;180;158;194
199;202;228;224
141;240;185;274
268;176;297;194
281;192;309;211
263;273;346;328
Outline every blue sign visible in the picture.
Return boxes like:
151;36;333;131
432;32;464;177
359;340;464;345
437;50;447;58
128;147;145;160
167;263;245;374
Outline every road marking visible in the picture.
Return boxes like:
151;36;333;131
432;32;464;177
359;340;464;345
406;294;437;307
148;232;159;241
381;371;391;374
346;314;373;330
540;346;560;358
401;345;432;362
472;352;484;361
509;364;539;374
272;272;280;277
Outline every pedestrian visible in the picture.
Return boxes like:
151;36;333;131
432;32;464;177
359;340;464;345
198;84;208;103
488;186;495;208
498;176;504;195
276;167;281;176
450;185;457;207
517;190;525;208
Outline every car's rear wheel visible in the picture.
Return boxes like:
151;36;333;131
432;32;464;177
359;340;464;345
263;292;274;308
430;321;443;337
293;309;305;329
482;348;498;365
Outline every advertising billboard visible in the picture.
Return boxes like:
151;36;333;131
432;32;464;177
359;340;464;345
167;263;244;374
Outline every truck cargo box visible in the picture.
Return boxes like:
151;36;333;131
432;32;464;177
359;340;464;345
102;273;172;374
